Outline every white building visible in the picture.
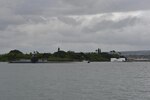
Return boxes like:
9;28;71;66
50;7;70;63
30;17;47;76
111;58;126;62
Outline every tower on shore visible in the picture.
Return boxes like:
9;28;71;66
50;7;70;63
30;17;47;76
58;47;60;52
96;48;101;54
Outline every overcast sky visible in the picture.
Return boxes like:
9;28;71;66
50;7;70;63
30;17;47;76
1;0;150;53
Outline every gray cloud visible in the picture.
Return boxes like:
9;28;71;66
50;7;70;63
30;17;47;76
83;16;139;33
0;0;150;53
63;0;150;14
11;0;150;16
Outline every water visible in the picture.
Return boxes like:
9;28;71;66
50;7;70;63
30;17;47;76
0;62;150;100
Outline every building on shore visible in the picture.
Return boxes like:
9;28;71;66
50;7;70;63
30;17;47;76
111;58;126;62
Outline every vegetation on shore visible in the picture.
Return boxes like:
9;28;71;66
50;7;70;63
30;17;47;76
0;48;125;62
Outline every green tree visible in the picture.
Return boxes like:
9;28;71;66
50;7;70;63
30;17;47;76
7;50;24;61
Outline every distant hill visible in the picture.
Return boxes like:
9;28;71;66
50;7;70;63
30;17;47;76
120;50;150;56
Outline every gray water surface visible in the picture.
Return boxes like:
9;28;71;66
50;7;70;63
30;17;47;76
0;62;150;100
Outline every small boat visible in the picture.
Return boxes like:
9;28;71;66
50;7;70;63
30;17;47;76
87;61;90;63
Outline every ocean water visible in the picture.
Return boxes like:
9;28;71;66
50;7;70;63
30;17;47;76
0;62;150;100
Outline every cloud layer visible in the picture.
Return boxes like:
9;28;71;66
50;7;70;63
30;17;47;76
0;0;150;53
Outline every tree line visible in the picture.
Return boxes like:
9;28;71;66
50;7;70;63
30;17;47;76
0;49;125;62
